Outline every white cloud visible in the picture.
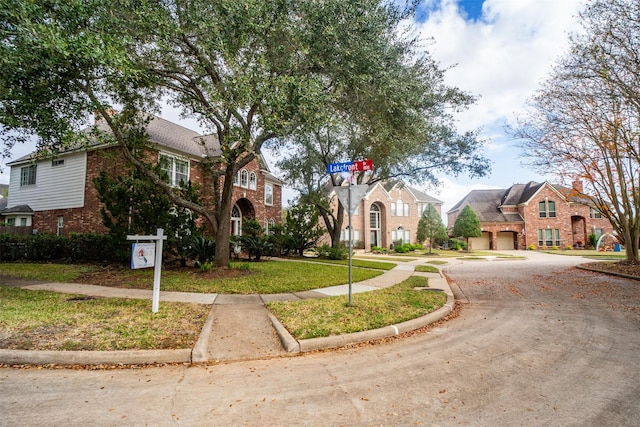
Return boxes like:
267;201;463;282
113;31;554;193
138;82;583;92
413;0;586;130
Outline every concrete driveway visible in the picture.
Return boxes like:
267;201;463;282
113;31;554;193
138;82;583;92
1;251;639;426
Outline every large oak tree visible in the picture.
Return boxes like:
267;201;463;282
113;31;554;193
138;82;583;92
0;0;429;266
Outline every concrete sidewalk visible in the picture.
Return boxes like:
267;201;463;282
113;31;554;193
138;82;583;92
0;259;455;366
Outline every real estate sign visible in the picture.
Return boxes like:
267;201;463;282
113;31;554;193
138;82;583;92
131;242;155;269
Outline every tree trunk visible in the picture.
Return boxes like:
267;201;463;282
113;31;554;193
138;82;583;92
214;166;236;268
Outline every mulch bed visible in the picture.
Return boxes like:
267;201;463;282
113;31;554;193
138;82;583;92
579;261;640;279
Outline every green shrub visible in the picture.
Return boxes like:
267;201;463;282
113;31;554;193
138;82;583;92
0;233;128;263
185;235;216;265
449;238;467;251
528;244;536;250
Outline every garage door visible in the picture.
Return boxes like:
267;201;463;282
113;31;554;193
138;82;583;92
497;232;515;250
470;231;491;250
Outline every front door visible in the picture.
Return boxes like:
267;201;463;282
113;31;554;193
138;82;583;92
369;204;381;248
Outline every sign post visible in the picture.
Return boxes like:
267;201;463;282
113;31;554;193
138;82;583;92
327;160;373;306
127;228;167;313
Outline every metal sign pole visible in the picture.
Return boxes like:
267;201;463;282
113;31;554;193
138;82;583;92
348;181;353;306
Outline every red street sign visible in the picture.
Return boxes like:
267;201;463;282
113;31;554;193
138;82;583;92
352;159;373;172
327;159;374;174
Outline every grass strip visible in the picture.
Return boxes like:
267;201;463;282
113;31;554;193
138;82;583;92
414;265;440;273
0;263;98;282
0;287;209;351
296;258;397;270
0;261;384;294
267;275;447;340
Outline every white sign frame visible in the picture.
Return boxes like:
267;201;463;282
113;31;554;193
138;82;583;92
127;228;167;313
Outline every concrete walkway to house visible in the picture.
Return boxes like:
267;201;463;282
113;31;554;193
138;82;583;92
0;257;454;365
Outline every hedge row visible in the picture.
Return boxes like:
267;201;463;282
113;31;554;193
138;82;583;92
0;233;130;263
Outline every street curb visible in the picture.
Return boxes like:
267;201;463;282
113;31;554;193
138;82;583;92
576;264;640;281
296;295;454;353
191;296;220;363
270;270;455;354
0;348;192;366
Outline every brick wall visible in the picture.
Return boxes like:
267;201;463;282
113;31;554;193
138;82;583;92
32;147;282;235
331;183;442;250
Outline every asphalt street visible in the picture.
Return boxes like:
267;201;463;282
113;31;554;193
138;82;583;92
1;251;639;426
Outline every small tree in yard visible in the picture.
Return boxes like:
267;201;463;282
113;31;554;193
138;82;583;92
416;203;448;254
284;202;325;257
240;218;272;262
452;205;481;253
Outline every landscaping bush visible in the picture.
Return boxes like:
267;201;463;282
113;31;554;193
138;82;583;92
449;238;467;251
393;243;413;253
0;233;129;263
314;243;348;260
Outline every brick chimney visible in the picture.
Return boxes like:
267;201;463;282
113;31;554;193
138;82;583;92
572;180;583;193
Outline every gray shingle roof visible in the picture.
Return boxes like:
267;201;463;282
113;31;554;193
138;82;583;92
7;115;222;165
450;188;524;223
406;186;443;204
1;204;34;214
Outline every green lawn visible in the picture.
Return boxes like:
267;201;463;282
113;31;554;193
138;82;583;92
0;260;385;294
267;275;447;340
0;287;209;351
0;259;444;351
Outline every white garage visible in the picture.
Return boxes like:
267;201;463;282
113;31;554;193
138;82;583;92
470;231;491;250
497;231;516;250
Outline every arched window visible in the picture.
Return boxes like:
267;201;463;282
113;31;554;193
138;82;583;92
249;172;257;190
240;170;249;188
231;205;242;236
369;204;381;248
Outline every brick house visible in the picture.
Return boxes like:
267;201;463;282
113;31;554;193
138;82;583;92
446;181;614;250
0;115;282;236
326;181;443;250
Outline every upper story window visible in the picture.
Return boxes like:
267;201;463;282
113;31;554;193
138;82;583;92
240;170;249;188
265;183;273;206
249;172;257;190
538;200;556;218
392;200;408;217
51;158;64;167
20;165;37;187
159;153;189;187
590;207;602;218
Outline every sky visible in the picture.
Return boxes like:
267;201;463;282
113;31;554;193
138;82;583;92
408;0;587;218
0;0;588;221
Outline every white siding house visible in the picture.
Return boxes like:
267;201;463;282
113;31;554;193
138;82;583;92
7;151;87;211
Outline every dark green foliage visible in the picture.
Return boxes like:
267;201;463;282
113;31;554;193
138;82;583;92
94;168;204;263
267;224;287;256
0;233;129;263
416;203;448;254
316;244;349;260
184;235;216;265
393;243;414;254
283;202;325;256
239;218;272;261
452;205;481;252
448;238;467;251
